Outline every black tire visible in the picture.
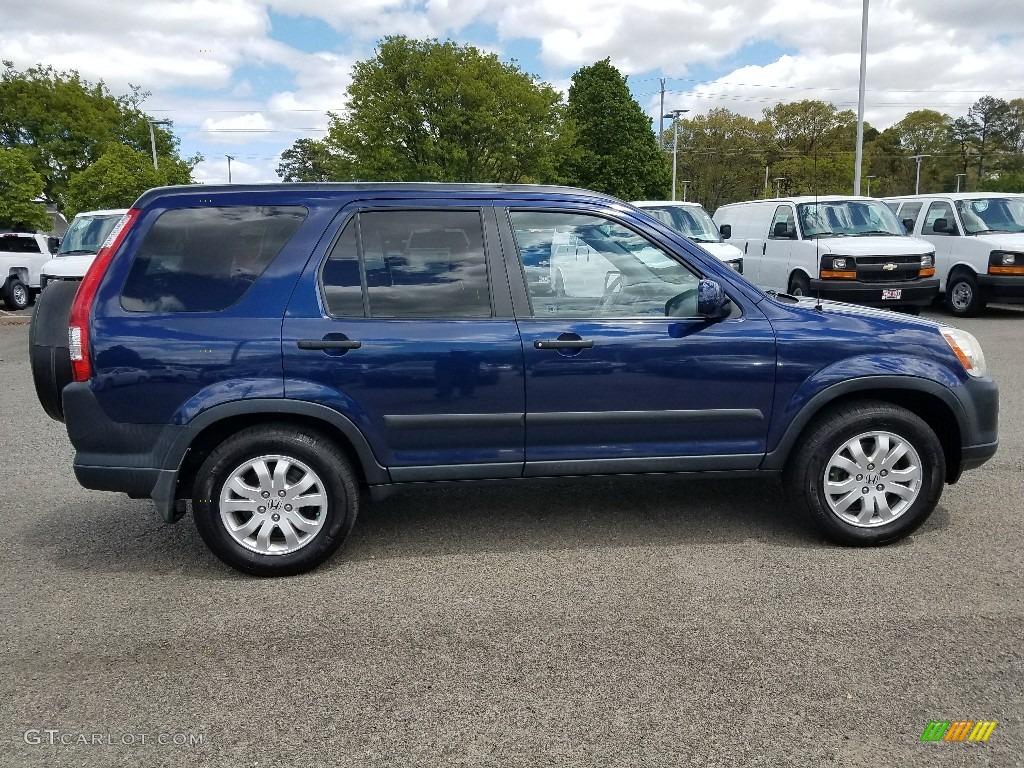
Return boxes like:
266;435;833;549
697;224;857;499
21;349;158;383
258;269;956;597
192;424;359;576
944;271;986;317
3;277;29;310
784;400;945;546
788;272;811;297
29;280;80;422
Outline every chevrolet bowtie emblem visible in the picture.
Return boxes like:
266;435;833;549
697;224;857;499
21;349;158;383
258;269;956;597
883;263;898;270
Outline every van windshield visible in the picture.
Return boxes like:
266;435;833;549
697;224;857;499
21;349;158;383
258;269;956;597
955;197;1024;234
639;205;722;243
797;200;905;238
58;213;124;256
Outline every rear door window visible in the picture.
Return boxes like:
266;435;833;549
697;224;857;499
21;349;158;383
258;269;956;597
0;235;42;253
320;209;492;318
120;206;306;312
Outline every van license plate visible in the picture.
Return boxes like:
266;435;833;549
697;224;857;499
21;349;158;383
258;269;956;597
882;289;902;300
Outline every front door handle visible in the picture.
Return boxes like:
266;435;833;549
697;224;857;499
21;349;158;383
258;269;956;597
534;339;594;350
297;339;362;350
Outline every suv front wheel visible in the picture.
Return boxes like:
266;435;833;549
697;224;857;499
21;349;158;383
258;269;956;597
784;400;944;545
192;424;359;576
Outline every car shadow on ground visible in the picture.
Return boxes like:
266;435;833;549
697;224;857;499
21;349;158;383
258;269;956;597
22;475;956;578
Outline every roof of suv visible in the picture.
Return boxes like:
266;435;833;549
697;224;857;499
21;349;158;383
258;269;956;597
133;182;621;207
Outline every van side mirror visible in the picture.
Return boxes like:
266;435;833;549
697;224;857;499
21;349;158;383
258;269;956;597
933;217;948;234
719;224;732;240
773;221;790;238
697;279;731;320
902;218;915;234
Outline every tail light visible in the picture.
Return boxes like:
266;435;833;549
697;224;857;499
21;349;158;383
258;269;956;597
68;208;140;382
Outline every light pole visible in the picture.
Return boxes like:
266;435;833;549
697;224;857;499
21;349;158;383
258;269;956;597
865;175;877;196
226;155;235;183
663;109;689;201
956;173;967;192
910;154;930;194
854;0;870;195
774;177;786;197
681;181;691;202
147;119;171;171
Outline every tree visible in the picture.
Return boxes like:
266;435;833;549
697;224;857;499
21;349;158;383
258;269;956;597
674;109;766;211
0;148;51;230
322;36;563;183
64;144;163;216
0;62;199;209
759;100;857;195
559;59;669;199
966;96;1011;179
276;138;346;181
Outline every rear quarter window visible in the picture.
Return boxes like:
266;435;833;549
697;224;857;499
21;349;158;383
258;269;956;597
0;235;42;253
120;206;306;312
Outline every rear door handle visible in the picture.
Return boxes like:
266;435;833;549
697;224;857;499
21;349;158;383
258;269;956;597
297;339;362;350
534;339;594;350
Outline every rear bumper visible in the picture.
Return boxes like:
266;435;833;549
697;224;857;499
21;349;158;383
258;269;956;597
977;273;1024;301
808;278;939;306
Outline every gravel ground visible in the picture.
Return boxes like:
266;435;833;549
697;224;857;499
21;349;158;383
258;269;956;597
2;306;1021;767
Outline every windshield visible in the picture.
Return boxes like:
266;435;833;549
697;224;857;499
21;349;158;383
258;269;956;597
640;205;722;243
58;213;124;255
955;197;1024;235
797;200;905;238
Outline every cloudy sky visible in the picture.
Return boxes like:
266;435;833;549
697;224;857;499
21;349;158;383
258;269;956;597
4;0;1023;184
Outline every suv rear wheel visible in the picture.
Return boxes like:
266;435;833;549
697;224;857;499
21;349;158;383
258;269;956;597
192;425;359;576
784;400;944;545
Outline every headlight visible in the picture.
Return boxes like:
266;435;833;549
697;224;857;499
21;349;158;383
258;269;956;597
921;253;934;268
940;326;988;378
1002;253;1016;266
832;257;847;270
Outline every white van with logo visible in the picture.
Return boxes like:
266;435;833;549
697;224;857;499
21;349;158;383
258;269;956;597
882;193;1024;316
632;200;743;273
713;196;938;309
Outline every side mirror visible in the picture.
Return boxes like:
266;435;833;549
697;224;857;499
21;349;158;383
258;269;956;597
773;221;789;238
719;224;732;240
697;279;731;320
933;217;948;234
902;218;915;234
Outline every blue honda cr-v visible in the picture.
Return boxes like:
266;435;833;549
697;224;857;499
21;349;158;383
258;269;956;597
30;183;998;576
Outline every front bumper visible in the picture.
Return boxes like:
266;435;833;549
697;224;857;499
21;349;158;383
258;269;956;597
977;273;1024;301
951;374;999;479
809;277;940;306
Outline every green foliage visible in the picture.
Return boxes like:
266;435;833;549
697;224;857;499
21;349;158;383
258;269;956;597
0;61;198;210
277;138;345;181
559;59;669;199
0;148;51;230
64;144;167;216
979;173;1024;193
674;109;765;210
320;36;562;183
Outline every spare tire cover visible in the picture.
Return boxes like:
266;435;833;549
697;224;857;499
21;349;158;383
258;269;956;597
29;281;81;422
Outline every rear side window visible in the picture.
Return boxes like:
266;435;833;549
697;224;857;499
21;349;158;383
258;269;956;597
0;235;42;253
121;206;306;312
321;209;491;318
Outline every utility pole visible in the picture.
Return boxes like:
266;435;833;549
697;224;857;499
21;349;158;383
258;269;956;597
663;108;689;200
853;0;869;195
774;177;786;198
147;119;171;171
659;78;666;151
226;155;235;184
681;181;691;202
910;154;930;194
956;173;967;192
865;175;876;196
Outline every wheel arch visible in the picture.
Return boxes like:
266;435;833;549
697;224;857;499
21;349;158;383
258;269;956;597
764;379;964;484
160;399;389;515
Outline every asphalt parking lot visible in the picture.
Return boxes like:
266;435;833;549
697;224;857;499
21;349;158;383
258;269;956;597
2;304;1022;767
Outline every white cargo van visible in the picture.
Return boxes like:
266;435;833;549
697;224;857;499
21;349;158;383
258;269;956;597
632;200;744;273
39;209;128;291
882;192;1024;316
713;196;938;309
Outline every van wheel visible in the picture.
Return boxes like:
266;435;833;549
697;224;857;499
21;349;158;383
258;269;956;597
787;273;810;297
945;271;985;317
784;400;944;546
3;278;29;310
192;424;359;576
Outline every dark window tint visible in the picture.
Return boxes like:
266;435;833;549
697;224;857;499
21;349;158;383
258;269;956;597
352;210;491;318
321;220;364;316
121;206;306;313
0;235;42;253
